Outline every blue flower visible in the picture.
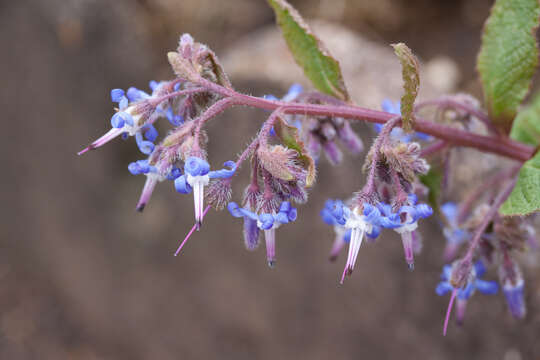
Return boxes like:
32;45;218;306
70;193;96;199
128;159;181;211
441;202;470;261
126;86;151;102
320;199;343;226
502;279;526;319
264;83;303;103
377;195;433;232
324;201;384;282
111;88;129;110
499;262;526;319
79;87;158;156
175;157;236;226
135;132;155;155
320;199;354;261
165;107;184;126
281;83;303;102
436;261;498;300
436;261;497;328
228;201;297;267
376;195;432;269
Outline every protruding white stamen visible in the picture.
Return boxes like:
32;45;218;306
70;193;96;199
340;207;368;283
187;174;210;228
348;227;365;271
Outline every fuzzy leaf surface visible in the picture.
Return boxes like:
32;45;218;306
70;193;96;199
509;92;540;146
391;43;420;132
477;0;540;133
500;152;540;216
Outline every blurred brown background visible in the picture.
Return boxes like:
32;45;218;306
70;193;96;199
2;0;539;359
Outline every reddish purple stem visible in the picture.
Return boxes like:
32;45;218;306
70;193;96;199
194;77;533;162
462;177;518;264
443;289;458;336
174;205;211;256
457;165;521;224
420;140;448;157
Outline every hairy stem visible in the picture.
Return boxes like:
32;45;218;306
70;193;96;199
258;108;285;147
361;116;401;198
420;140;449;157
191;97;236;154
462;175;518;264
457;165;521;224
192;77;533;162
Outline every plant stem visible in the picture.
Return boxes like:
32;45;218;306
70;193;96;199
191;97;236;154
457;165;521;224
420;140;448;157
361;116;400;198
462;175;518;264
194;78;534;162
415;97;497;134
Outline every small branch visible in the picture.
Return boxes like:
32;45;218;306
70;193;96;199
191;79;534;162
462;175;518;264
258;108;285;147
235;138;260;169
457;165;521;224
150;87;206;106
191;97;236;154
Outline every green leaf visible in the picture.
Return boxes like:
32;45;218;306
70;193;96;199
509;92;540;146
419;164;443;214
274;116;316;187
500;153;540;216
391;43;420;132
267;0;349;101
477;0;540;133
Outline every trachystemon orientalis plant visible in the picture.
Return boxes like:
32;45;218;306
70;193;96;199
79;0;540;336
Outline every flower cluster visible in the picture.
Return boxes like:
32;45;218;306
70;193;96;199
440;202;470;261
228;201;297;267
78;86;160;156
320;200;352;261
322;194;432;282
436;261;498;325
77;32;537;335
175;156;236;227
